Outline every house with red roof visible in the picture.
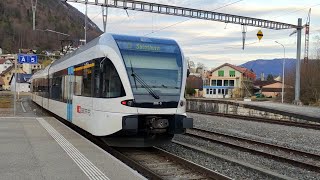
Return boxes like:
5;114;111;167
0;58;13;74
203;63;256;98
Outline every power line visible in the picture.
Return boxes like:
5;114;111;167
273;3;320;19
109;1;207;33
143;0;244;36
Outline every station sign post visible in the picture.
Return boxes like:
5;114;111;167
13;53;38;116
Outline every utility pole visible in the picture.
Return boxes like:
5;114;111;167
304;9;311;63
31;0;37;31
102;0;109;32
275;41;285;103
84;2;88;44
294;18;302;105
14;49;21;116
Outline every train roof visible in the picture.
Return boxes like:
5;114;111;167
51;33;178;67
31;33;179;79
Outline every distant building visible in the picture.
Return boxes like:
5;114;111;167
0;58;13;74
203;63;256;98
0;66;26;90
0;77;4;90
23;63;42;74
254;80;291;98
10;74;32;92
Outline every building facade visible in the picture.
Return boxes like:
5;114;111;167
254;80;291;98
10;74;32;92
0;66;26;90
203;63;256;98
0;58;13;74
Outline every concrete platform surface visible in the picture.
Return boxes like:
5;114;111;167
237;101;320;119
0;116;146;180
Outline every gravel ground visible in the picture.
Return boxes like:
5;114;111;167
173;134;320;180
158;142;279;180
187;112;320;155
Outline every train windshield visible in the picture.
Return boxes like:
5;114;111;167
116;40;183;100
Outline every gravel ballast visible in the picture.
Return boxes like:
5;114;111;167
173;134;320;180
187;112;320;154
159;142;279;180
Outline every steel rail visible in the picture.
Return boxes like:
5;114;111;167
186;128;320;173
171;140;294;180
117;147;231;180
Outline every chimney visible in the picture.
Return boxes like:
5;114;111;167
261;72;265;81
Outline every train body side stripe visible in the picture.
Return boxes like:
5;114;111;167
67;67;74;122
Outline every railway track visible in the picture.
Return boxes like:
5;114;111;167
76;131;231;179
115;147;231;180
31;99;231;179
187;110;320;130
184;128;320;173
42;110;230;179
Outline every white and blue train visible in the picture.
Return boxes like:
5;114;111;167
31;33;193;147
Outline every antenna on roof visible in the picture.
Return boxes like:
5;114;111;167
31;0;38;31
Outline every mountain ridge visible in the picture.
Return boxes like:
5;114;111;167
241;59;296;78
0;0;102;53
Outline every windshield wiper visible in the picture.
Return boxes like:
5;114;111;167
129;62;159;99
130;60;138;90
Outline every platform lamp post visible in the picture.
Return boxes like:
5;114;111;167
275;41;286;103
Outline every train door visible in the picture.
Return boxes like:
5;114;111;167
66;67;74;122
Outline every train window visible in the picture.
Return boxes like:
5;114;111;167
51;76;63;101
97;58;125;98
74;75;82;96
72;58;125;98
82;62;93;97
73;61;93;97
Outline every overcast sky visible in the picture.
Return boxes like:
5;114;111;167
68;0;320;68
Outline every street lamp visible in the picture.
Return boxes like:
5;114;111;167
275;41;286;103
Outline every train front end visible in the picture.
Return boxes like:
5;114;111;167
103;35;193;147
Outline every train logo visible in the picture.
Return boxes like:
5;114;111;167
76;105;91;115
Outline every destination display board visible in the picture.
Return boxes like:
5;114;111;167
116;40;179;54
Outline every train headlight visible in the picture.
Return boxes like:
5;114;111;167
180;100;185;107
121;100;135;107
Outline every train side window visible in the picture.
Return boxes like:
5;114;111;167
82;62;93;97
74;72;83;96
97;58;125;98
51;76;63;101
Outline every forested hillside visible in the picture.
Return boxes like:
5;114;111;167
0;0;102;53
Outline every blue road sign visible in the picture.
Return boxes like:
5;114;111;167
18;54;38;64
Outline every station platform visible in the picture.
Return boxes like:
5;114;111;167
0;116;146;180
237;101;320;120
187;98;320;122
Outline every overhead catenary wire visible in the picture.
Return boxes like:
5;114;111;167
272;3;320;19
143;0;244;36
